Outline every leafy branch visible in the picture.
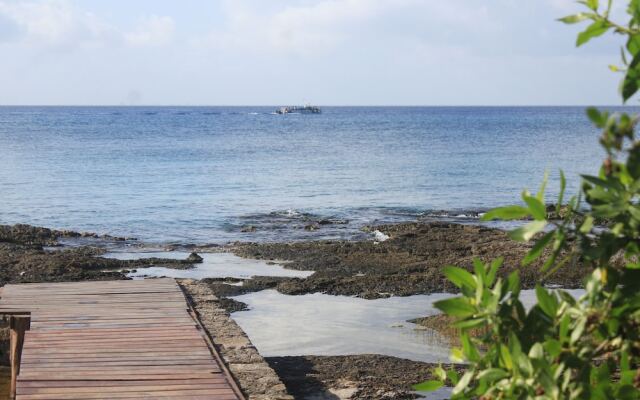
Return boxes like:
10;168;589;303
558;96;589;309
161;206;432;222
416;0;640;398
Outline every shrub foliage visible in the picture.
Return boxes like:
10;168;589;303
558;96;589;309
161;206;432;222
417;1;640;398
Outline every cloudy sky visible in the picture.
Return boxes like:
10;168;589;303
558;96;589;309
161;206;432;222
0;0;631;105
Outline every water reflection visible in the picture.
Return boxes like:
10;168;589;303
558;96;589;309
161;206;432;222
230;289;585;363
101;251;314;280
231;290;453;363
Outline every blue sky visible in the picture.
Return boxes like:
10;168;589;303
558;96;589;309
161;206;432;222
0;0;631;105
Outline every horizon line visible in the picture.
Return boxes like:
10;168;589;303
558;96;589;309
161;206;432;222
0;104;634;107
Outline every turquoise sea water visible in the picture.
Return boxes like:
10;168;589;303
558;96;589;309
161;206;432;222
0;106;621;243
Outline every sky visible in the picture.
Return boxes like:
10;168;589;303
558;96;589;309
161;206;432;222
0;0;632;105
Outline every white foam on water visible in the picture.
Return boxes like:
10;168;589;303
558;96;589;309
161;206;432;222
373;230;390;242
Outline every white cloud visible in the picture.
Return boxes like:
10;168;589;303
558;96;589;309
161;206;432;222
0;1;174;49
200;0;498;55
0;0;624;105
546;0;575;12
0;0;117;48
124;15;175;47
265;0;383;51
199;0;392;54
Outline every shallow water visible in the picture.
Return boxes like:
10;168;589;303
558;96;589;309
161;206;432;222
417;387;452;400
101;251;313;279
232;290;453;363
230;289;585;363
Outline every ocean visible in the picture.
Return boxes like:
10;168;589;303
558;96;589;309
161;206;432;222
0;106;617;243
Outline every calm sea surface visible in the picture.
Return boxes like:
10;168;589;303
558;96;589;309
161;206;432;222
0;106;621;243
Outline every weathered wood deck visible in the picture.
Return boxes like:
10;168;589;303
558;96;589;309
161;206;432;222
0;278;243;399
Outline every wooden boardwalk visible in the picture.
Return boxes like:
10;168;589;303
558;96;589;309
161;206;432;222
0;278;243;399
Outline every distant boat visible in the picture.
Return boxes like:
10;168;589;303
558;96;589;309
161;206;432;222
275;105;321;114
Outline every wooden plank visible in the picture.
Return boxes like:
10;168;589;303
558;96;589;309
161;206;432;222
18;383;232;394
0;279;243;399
17;378;228;388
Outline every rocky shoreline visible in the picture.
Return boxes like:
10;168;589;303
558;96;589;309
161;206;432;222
0;222;587;399
193;222;586;313
0;224;206;285
229;222;585;298
266;355;463;400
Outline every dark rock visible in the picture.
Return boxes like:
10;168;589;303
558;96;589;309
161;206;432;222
0;224;201;286
186;252;204;263
230;222;587;298
267;355;463;400
218;298;249;313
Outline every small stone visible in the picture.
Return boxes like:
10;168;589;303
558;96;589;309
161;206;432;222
186;252;204;263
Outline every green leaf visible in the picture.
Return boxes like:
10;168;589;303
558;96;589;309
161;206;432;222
452;371;473;395
592;203;625;218
477;368;509;381
528;342;544;359
627;35;640;56
507;271;521;296
461;332;480;362
558;13;593;24
500;344;513;370
627;144;640;179
557;170;566;215
433;366;447;381
628;205;640;221
523;194;547;220
616;385;640;399
522;230;554;266
443;266;476;290
537;171;549;202
487;257;503;286
481;205;530;221
587;107;604;126
580;216;594;233
472;258;487;285
576;20;609;47
581;0;599;10
622;53;640;102
570;317;587;344
453;317;485;330
621;350;630;374
622;70;640;102
545;339;562;357
450;347;465;363
509;220;547;242
413;380;443;391
434;297;476;318
582;174;623;191
559;314;571;343
536;284;558;318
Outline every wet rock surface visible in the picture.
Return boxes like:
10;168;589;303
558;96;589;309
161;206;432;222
0;224;81;247
0;224;199;285
200;276;292;312
231;222;587;299
267;355;462;400
186;252;204;263
0;224;133;247
408;314;485;347
0;221;587;399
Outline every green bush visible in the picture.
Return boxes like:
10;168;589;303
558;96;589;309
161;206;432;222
416;1;640;398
